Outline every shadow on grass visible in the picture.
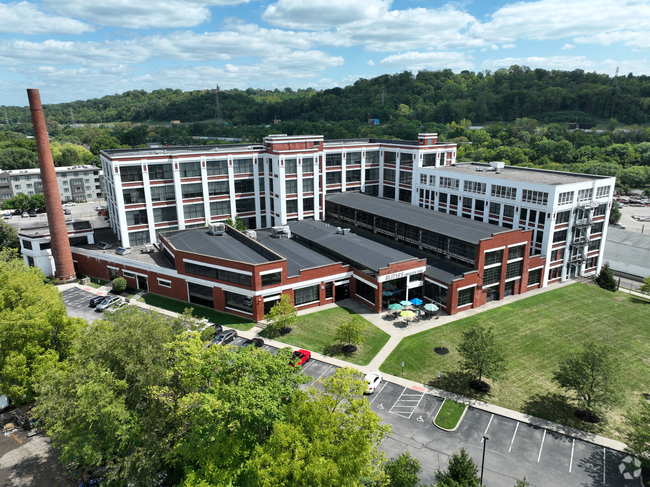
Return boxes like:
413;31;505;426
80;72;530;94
522;391;605;437
629;296;650;305
322;343;358;360
426;370;497;402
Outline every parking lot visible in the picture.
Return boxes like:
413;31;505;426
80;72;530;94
58;287;640;487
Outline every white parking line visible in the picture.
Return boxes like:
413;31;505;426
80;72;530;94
538;430;546;462
310;364;332;385
369;381;387;405
481;414;494;443
602;448;606;485
509;422;519;452
301;360;316;372
569;439;575;473
389;388;425;419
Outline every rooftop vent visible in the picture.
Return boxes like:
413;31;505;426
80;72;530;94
243;230;257;240
335;227;351;235
271;226;291;239
489;161;505;173
209;223;225;235
141;243;155;253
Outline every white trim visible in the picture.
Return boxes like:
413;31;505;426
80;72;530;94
507;241;528;248
505;276;521;283
225;306;253;316
335;279;349;285
107;265;119;270
296;300;319;308
484;245;505;252
458;302;473;309
484;262;502;270
123;270;136;278
528;265;544;271
424;278;447;289
506;257;524;263
263;294;281;302
355;294;375;307
377;266;427;283
293;282;320;291
157;278;172;288
457;283;477;291
354;275;377;289
183;258;253;276
259;267;283;276
483;282;499;288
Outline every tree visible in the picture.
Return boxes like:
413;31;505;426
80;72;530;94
639;275;650;294
384;451;421;487
263;293;297;337
514;479;530;487
553;342;622;418
334;315;366;352
434;447;480;486
457;325;506;390
247;367;391;487
111;276;127;292
0;222;19;251
225;215;246;231
609;200;622;224
595;262;617;292
2;193;33;211
90;133;122;155
624;399;650;468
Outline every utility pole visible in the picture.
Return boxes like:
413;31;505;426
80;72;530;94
214;85;222;125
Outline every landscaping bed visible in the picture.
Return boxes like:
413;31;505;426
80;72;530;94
433;399;467;430
380;284;650;440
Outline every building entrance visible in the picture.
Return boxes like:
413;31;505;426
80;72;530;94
335;283;349;301
137;275;148;291
504;281;515;297
486;286;499;302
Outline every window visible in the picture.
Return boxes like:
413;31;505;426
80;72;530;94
521;190;549;205
489;202;501;215
398;189;412;203
225;292;252;313
236;198;256;213
538;212;546;225
40;242;50;250
458;287;474;307
578;188;593;202
325;282;333;299
464;180;486;194
450;194;458;206
234;179;255;194
557;191;574;205
153;206;177;223
183;203;205;219
475;200;484;212
14;185;21;190
208;180;229;196
259;178;265;193
423;153;437;167
22;240;32;250
591;222;604;233
551;248;565;261
126;209;148;225
303;197;314;212
400;153;413;167
384;152;396;165
439;192;448;204
483;266;501;284
503;205;515;218
123;187;145;204
158;279;172;288
295;285;319;305
121;166;143;182
233;158;254;174
548;266;561;280
347;170;361;182
364;185;379;196
528;268;542;286
463;197;472;209
429;175;436;185
366;151;379;164
440;177;459;189
286;199;298;214
303;178;314;193
366;168;379;181
129;230;150;246
491;184;517;200
347;152;361;165
485;249;503;266
420;174;427;184
326;154;342;167
26;183;33;188
181;183;203;199
556;210;570;224
553;229;567;243
302;157;314;173
588;239;601;251
63;188;69;193
353;278;375;304
285;158;297;174
261;272;282;286
505;261;522;279
593;203;607;216
326;172;341;184
384;169;396;182
528;210;537;224
186;262;251;286
508;245;525;260
384;186;395;199
424;281;447;307
210;200;230;216
180;161;201;178
149;163;173;180
399;171;412;185
596;186;610;199
206;159;228;175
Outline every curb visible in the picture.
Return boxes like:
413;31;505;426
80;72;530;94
432;398;468;432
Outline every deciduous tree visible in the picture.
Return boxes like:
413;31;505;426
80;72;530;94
263;293;297;337
624;399;650;468
334;315;366;352
0;222;19;251
458;325;506;389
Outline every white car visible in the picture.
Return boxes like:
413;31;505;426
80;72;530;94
363;371;383;394
63;202;76;207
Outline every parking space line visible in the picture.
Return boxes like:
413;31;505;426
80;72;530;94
369;382;387;405
302;360;316;372
537;430;546;462
508;422;519;452
389;388;425;419
481;414;494;443
569;439;574;473
310;365;332;385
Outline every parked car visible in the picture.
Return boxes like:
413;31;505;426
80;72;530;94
291;349;311;367
95;296;121;312
28;211;37;217
115;247;131;255
240;338;264;349
611;222;626;229
97;242;112;250
3;214;11;219
63;202;76;207
95;206;106;211
89;295;106;308
63;208;72;215
211;329;238;346
108;300;129;312
363;371;383;394
21;212;29;218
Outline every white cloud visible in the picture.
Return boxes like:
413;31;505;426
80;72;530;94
482;55;597;71
561;43;575;50
380;51;474;71
575;31;650;50
0;1;93;35
43;0;252;29
263;0;391;30
366;60;375;66
598;58;650;75
502;44;516;49
490;44;499;50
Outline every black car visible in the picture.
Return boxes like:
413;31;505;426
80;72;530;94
89;295;106;308
210;324;224;337
28;211;37;217
240;338;264;349
211;329;238;346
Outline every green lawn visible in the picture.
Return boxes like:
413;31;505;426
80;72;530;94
264;307;390;366
137;293;254;331
381;284;650;440
86;278;108;288
434;400;467;430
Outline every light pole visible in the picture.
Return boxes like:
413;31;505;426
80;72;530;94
480;435;489;486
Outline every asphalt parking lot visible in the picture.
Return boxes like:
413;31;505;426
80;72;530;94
59;288;640;487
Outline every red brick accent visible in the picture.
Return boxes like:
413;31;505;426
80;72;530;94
27;89;75;281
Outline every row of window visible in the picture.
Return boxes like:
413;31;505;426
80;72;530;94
185;261;252;287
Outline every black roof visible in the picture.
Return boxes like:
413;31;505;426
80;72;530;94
326;192;507;244
289;220;419;273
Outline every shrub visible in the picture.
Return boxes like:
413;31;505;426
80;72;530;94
112;277;127;293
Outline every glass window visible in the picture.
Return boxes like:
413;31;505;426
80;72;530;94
489;202;501;215
503;205;515;218
505;261;523;279
208;180;229;196
399;171;412;185
365;168;379;181
424;281;447;307
286;199;298;214
236;198;256;213
180;161;201;178
485;249;503;266
126;209;148;225
233;158;254;174
181;183;203;199
364;185;379;196
450;194;458;206
528;210;537;223
303;197;314;212
458;287;474;307
325;282;333;299
423;153;436;167
261;272;282;286
303;178;314;193
150;185;176;202
508;245;525;260
121;166;143;182
400;153;413;167
384;152;396;164
366;151;379;164
355;279;375;304
302;157;314;173
210;200;230;216
285;158;297;174
398;189;412;203
491;184;517;200
553;229;567;243
295;285;319;305
326;154;342;167
439;192;448;204
483;266;501;284
557;191;574;205
153;206;177;223
440;177;459;189
129;230;150;246
225;291;253;313
475;200;484;211
463;197;472;209
183;203;205;219
286;180;297;195
528;268;541;286
384;186;395;199
123;187;145;204
347;170;361;182
347;152;361;165
384;169;396;182
326;172;341;184
234;179;255;194
206;159;228;175
149;163;173;180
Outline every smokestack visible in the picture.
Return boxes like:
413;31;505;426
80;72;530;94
27;89;76;282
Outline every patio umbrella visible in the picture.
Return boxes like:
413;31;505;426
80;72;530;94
382;291;393;296
399;300;411;307
424;303;439;312
410;298;423;306
400;310;416;325
388;303;403;311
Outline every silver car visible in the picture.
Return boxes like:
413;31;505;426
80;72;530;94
96;296;121;312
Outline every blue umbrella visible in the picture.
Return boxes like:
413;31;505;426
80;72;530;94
399;300;411;307
410;298;423;306
382;291;393;296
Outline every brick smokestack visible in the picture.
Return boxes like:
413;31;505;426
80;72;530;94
27;89;76;282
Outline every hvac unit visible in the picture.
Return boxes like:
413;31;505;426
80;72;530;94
270;226;291;239
141;243;155;253
209;223;225;235
243;230;257;240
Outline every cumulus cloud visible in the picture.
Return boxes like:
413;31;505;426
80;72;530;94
561;43;575;50
575;31;650;50
42;0;252;29
380;51;474;71
482;55;597;71
366;60;375;66
502;44;516;49
263;0;391;30
0;1;93;35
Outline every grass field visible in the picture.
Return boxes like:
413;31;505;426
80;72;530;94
380;284;650;440
434;400;467;430
265;307;390;366
138;293;254;331
86;278;108;288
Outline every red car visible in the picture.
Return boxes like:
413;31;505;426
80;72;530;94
291;349;311;367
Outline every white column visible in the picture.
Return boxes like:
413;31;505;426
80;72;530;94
113;170;130;246
314;152;322;220
172;160;185;229
297;157;304;220
277;156;287;225
228;157;236;219
378;150;384;197
394;153;400;201
341;152;347;192
142;163;156;244
264;158;271;228
200;156;210;225
360;151;366;192
254;157;262;229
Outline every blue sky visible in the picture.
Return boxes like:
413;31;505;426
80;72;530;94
1;0;649;107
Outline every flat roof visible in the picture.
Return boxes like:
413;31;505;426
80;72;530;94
255;228;337;277
19;220;93;237
289;220;418;273
433;162;611;185
2;165;100;175
326;192;505;244
163;228;276;264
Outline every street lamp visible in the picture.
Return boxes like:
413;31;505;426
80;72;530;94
480;435;489;486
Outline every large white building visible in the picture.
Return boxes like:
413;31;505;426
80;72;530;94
100;133;615;287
